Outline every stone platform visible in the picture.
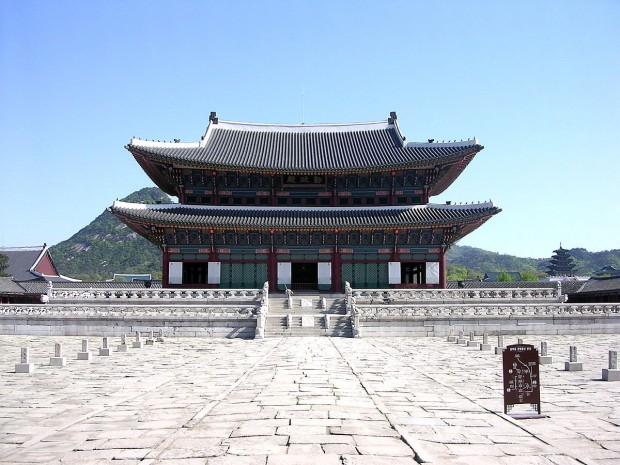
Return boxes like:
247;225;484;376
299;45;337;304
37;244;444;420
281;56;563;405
1;334;619;464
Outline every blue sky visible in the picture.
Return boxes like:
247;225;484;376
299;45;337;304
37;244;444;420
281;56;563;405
1;1;618;259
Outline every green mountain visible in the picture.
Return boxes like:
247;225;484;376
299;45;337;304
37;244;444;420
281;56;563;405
50;187;620;282
446;245;620;280
50;188;170;281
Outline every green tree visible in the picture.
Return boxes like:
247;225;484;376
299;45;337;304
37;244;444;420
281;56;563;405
497;271;514;282
446;264;468;281
0;253;9;277
520;270;544;282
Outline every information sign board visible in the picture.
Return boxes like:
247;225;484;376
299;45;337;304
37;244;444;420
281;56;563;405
503;344;541;415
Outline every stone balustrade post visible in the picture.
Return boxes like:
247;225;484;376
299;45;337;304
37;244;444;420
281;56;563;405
495;335;504;355
15;347;34;373
565;345;583;371
602;351;619;381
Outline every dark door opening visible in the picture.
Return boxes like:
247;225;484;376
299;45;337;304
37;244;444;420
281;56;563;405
183;262;208;285
291;262;318;291
401;262;426;285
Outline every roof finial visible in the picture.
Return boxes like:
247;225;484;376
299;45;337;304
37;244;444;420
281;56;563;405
209;112;218;124
388;111;397;124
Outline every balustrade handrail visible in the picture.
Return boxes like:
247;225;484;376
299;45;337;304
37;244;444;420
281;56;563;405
0;303;259;317
349;287;562;303
48;287;263;302
353;302;620;318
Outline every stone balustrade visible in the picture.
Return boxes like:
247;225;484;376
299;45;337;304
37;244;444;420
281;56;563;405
49;287;263;302
351;287;560;304
0;304;257;318
355;303;620;318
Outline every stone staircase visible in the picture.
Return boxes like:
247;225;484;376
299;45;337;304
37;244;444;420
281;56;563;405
265;293;352;337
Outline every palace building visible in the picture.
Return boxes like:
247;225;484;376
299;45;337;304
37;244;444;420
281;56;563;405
110;112;500;291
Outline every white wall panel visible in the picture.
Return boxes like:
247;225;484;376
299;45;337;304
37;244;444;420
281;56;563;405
318;262;331;285
426;262;440;284
277;262;292;285
207;262;221;284
388;262;401;284
168;262;183;285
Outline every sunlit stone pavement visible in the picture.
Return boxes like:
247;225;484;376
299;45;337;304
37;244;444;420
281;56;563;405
0;334;619;464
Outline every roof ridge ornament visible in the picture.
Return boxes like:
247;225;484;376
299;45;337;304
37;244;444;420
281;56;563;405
388;111;397;125
209;111;218;124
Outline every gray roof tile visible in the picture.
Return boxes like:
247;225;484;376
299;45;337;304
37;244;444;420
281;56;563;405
109;202;500;230
0;246;44;281
128;120;482;174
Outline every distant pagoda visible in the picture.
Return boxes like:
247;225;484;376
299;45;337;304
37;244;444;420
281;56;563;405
546;245;576;277
110;111;501;290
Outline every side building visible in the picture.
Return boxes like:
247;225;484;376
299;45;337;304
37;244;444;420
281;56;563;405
110;112;500;291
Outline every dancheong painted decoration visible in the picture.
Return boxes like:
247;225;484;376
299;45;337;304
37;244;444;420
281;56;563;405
109;112;500;290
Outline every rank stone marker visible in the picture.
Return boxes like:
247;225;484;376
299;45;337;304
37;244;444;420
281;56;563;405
15;347;35;374
602;350;619;381
117;334;129;352
99;337;111;356
77;339;92;360
146;330;155;345
133;331;143;348
565;345;583;371
495;335;505;355
49;342;67;367
539;341;553;364
480;333;492;351
457;331;467;345
467;331;480;347
447;327;457;343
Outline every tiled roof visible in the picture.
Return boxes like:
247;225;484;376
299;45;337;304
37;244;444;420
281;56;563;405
0;246;44;281
128;119;482;175
573;276;620;294
109;201;500;230
0;277;28;294
49;281;162;289
18;280;55;294
447;281;557;289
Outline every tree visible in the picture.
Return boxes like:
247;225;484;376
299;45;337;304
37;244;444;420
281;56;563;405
0;253;9;277
521;270;544;282
497;271;514;282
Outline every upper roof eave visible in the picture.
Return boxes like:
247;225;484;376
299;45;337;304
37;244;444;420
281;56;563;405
109;201;501;231
127;143;484;175
125;114;483;174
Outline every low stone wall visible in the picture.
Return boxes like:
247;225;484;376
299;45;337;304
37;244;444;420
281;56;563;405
0;305;258;338
355;303;620;337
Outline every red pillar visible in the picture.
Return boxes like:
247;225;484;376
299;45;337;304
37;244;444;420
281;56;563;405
332;248;342;293
268;231;277;291
268;251;277;291
162;247;170;288
439;249;447;289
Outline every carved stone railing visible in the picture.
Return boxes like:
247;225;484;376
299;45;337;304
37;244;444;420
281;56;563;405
355;303;620;318
0;304;257;318
49;287;263;303
351;287;562;304
255;282;269;339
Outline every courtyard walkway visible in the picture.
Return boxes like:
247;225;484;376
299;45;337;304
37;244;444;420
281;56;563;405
0;334;619;464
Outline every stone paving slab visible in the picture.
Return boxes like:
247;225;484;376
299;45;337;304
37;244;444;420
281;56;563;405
0;334;618;464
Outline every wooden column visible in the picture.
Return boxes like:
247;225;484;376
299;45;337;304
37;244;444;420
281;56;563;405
332;230;342;292
268;231;277;290
439;249;447;289
162;246;170;288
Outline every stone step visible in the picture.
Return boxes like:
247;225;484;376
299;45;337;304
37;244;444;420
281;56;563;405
264;315;352;338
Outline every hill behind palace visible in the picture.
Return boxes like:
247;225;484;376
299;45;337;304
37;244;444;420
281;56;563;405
49;188;620;281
